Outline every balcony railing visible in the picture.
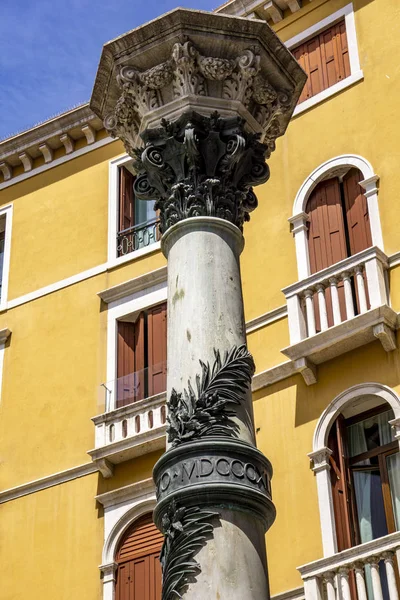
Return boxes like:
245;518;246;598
117;218;160;256
298;531;400;600
283;247;389;345
89;364;167;470
99;362;167;413
92;392;167;451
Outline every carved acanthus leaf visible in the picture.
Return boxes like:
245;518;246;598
160;500;219;600
103;39;294;155
166;344;255;447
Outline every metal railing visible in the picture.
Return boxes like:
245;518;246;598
117;218;160;256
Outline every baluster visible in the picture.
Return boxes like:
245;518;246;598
304;289;316;337
342;271;355;319
323;571;337;600
304;576;323;600
369;557;384;600
383;552;400;600
353;562;368;600
329;277;342;325
316;284;328;331
338;567;352;600
355;265;368;313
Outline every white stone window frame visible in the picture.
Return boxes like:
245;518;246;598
309;383;400;558
0;204;13;311
105;280;167;412
286;3;363;117
107;154;161;269
289;154;383;281
98;478;157;600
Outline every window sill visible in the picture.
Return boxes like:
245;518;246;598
107;240;161;271
292;70;364;117
282;305;398;366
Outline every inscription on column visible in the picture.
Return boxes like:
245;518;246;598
156;454;272;500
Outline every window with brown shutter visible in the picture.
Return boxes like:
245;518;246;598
306;168;372;328
292;19;351;104
115;513;163;600
328;405;400;552
116;302;167;408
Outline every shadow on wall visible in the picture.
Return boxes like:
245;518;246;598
294;334;400;429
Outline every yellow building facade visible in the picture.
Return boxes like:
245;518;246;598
1;0;400;598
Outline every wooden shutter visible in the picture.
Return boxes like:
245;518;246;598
117;321;136;408
134;312;146;402
147;303;167;397
117;314;146;407
307;178;348;327
343;168;372;256
293;20;350;105
328;416;357;551
119;166;135;233
116;514;163;600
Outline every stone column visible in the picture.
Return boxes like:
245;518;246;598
90;8;306;599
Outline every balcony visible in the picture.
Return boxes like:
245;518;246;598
88;366;167;477
299;531;400;600
117;218;160;257
282;247;397;369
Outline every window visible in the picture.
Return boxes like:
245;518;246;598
328;404;400;551
117;164;159;257
286;4;363;116
306;168;372;328
117;302;167;408
293;19;350;104
115;513;163;600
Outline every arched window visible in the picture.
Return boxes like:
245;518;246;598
305;168;372;327
328;403;400;552
115;513;163;600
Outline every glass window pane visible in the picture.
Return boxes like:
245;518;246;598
353;469;388;542
386;452;400;530
348;409;395;457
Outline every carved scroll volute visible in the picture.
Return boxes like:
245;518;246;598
223;50;261;107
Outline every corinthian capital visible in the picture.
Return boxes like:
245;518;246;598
133;111;268;233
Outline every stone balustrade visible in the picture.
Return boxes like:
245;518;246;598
88;393;167;469
298;531;400;600
283;247;389;345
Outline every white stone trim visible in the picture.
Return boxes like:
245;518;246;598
271;587;305;600
0;462;99;504
311;383;400;557
6;261;108;312
98;478;157;600
0;135;113;190
293;70;364;117
246;304;287;333
0;204;13;311
286;4;363;118
290;155;382;280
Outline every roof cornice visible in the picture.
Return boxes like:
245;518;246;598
0;103;106;186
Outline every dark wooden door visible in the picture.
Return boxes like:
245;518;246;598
116;514;163;600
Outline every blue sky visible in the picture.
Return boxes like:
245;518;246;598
0;0;218;140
